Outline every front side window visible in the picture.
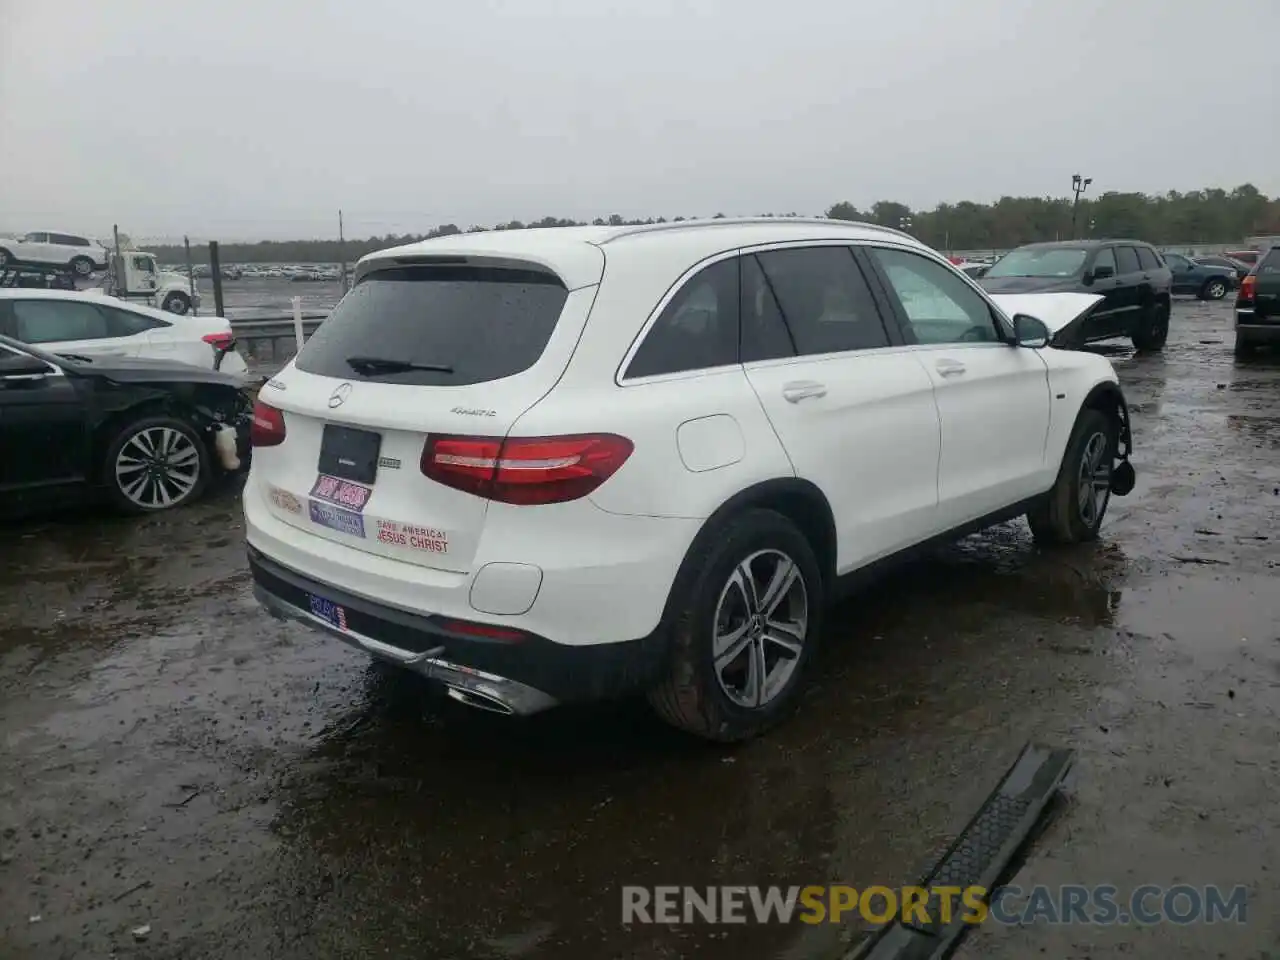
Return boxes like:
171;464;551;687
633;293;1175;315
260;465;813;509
753;246;889;355
626;258;739;378
1091;247;1117;274
869;247;1000;345
1115;246;1141;274
11;300;110;343
985;247;1088;278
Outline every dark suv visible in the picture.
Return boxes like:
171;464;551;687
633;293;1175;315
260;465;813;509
980;240;1173;350
1234;246;1280;356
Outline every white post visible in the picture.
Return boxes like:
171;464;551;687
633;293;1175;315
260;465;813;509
292;295;305;352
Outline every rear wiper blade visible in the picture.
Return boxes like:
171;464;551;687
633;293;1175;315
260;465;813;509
345;356;453;374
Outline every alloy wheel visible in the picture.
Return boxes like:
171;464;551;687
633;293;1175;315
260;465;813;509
712;549;809;708
1206;280;1226;300
114;426;201;509
1077;431;1111;527
73;258;92;276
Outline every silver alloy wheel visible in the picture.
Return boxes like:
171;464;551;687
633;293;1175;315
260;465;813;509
114;426;201;509
1077;431;1111;528
1206;279;1227;300
72;258;92;276
712;549;809;708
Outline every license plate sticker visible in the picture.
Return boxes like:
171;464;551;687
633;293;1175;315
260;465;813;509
310;474;373;512
308;499;366;538
307;592;348;631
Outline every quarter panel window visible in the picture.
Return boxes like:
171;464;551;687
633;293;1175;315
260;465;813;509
625;258;740;378
868;247;999;345
754;246;889;356
103;306;168;336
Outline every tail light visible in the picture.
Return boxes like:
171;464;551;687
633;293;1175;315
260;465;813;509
421;433;633;505
202;332;235;351
1238;275;1256;305
250;399;287;447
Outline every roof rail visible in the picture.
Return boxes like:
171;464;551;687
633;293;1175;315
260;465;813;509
597;216;918;245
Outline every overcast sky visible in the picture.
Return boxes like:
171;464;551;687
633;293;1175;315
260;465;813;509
2;0;1278;241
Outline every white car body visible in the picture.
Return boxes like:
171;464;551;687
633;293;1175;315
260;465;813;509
0;231;109;275
244;218;1132;736
0;288;247;375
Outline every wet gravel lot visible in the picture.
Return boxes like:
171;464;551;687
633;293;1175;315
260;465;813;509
2;298;1278;959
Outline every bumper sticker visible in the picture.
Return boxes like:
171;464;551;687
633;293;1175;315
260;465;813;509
311;474;373;512
268;485;303;514
373;518;449;554
308;499;366;538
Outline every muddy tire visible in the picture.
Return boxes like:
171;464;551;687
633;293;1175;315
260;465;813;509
162;292;190;314
70;256;94;277
1200;278;1229;301
1131;301;1169;352
104;416;209;514
1027;409;1116;545
647;509;823;742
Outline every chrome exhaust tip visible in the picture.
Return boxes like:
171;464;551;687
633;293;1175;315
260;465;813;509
445;684;515;715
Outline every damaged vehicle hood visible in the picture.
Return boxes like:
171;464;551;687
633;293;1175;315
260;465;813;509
989;292;1105;336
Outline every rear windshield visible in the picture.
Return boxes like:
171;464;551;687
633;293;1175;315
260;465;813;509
295;265;568;386
986;247;1088;279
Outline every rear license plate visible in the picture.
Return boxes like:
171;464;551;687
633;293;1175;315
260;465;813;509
319;424;381;485
311;474;372;512
307;592;349;631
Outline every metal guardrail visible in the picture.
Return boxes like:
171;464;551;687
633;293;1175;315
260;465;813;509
229;314;328;369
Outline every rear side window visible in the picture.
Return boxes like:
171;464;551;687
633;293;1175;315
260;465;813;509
1136;247;1161;270
1115;247;1141;274
296;266;568;386
626;258;739;378
755;247;889;355
102;306;168;336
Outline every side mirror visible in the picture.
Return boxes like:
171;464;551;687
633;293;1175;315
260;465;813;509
1013;314;1050;349
0;353;55;377
1090;265;1116;281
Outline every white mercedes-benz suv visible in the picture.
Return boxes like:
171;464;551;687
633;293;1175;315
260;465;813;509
245;218;1135;741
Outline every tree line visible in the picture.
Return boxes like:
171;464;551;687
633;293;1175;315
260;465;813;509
147;184;1280;265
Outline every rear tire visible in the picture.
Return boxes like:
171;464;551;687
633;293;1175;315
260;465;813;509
70;256;94;277
104;416;209;514
647;509;823;742
1200;278;1228;301
1131;301;1169;352
1027;409;1116;545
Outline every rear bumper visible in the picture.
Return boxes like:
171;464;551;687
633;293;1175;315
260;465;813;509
1235;310;1280;342
248;545;669;705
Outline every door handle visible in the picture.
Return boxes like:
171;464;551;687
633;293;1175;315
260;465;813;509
781;380;827;403
935;360;966;377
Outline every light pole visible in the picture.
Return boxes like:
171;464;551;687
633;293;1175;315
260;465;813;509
1071;174;1092;237
899;215;913;234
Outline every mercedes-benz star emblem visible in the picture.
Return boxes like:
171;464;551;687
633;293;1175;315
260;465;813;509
328;383;352;408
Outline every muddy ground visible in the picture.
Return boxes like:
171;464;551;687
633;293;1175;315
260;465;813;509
1;298;1277;959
